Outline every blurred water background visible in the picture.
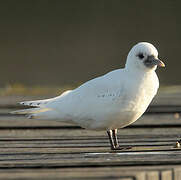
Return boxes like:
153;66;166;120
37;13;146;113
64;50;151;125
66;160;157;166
0;0;180;89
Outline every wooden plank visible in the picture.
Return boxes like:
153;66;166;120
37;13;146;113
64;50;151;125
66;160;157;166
0;164;178;179
1;91;181;179
0;139;177;148
0;145;179;155
146;171;159;180
0;128;179;169
147;105;181;113
174;167;181;180
0;128;181;139
0;166;177;180
2;134;180;140
161;170;172;180
0;146;181;161
0;150;181;168
0;167;146;180
134;113;181;126
153;90;181;106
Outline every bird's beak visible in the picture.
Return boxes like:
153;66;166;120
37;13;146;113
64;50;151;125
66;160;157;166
153;58;165;67
145;56;165;68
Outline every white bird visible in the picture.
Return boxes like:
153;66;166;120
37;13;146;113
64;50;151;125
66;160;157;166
11;42;165;150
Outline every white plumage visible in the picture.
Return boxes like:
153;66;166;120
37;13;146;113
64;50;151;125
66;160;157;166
11;42;165;150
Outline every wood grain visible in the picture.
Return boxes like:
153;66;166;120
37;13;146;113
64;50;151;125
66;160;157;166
0;91;181;179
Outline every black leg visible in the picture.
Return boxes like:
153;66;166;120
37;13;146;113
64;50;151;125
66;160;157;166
110;129;132;150
112;129;119;148
107;130;115;150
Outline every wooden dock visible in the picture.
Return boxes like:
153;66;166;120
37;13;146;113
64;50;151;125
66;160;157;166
1;89;181;180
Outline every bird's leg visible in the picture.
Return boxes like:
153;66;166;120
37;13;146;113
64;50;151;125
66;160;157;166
112;129;132;150
112;129;119;148
107;129;132;150
107;130;116;150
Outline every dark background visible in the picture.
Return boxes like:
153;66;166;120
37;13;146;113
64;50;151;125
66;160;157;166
0;0;180;87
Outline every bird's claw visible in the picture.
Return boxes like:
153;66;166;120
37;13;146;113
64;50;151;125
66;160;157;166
111;145;132;150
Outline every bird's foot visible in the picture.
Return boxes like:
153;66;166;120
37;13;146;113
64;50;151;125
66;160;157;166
111;145;132;151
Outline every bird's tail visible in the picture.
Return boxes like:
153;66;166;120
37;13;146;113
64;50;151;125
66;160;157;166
10;92;73;120
19;98;53;107
10;107;53;119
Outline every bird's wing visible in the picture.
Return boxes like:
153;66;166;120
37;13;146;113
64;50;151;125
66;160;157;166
19;90;72;107
11;69;123;120
45;69;124;114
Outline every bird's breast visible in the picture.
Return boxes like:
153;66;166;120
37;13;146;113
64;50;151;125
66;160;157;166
117;72;159;113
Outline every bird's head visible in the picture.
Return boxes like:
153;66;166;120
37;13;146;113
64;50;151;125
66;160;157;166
126;42;165;72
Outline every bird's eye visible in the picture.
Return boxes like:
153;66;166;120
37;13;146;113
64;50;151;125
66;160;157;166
138;53;144;59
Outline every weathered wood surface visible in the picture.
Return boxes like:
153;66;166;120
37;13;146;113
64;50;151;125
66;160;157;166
0;91;181;179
